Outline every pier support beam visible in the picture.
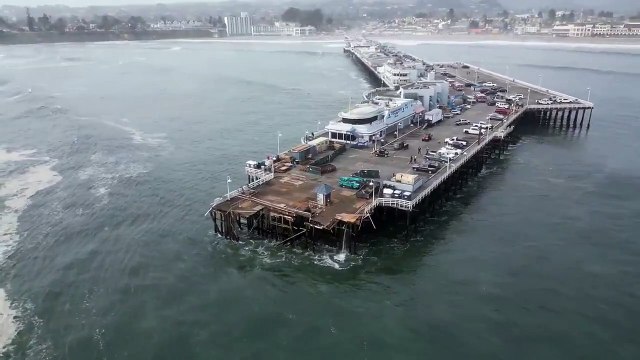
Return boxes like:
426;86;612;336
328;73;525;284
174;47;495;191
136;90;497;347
553;109;559;126
573;109;579;128
587;109;592;130
580;109;586;128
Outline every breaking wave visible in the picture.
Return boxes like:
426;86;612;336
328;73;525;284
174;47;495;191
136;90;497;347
101;119;167;146
0;148;61;352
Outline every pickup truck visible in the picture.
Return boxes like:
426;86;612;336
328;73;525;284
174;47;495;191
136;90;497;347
455;119;470;126
483;82;497;87
412;162;441;173
463;127;485;135
393;141;409;150
473;122;494;130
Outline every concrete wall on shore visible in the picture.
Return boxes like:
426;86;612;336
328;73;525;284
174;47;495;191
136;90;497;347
0;29;214;45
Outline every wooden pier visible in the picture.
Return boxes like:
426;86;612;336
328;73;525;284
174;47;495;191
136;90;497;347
207;40;594;251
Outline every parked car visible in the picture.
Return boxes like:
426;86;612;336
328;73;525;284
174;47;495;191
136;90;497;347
443;112;453;119
455;119;471;126
487;113;505;121
438;146;462;157
461;64;470;69
537;98;553;105
446;73;456;78
338;176;364;190
393;141;409;150
412;162;441;173
448;141;466;149
486;99;497;106
451;109;461;115
374;148;389;157
485;90;497;96
421;133;433;142
483;82;497;87
496;87;507;93
496;102;510;109
473;121;494;130
495;107;511;115
464;82;475;87
463;127;485;135
479;88;490;94
445;136;468;146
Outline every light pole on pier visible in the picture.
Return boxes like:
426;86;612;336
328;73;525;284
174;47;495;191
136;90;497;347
527;88;531;106
226;176;232;200
370;180;376;205
277;131;282;155
587;87;591;102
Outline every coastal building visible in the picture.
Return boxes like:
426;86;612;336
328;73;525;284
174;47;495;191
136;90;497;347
224;12;252;36
150;20;211;30
623;23;640;35
325;97;419;145
379;63;419;87
251;22;316;36
514;25;541;35
552;22;640;37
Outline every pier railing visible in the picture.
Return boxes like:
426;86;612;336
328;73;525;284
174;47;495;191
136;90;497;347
208;172;275;212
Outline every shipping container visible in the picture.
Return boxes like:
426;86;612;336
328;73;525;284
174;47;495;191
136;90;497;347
308;137;330;152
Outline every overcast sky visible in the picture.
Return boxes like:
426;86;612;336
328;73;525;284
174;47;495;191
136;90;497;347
0;0;213;6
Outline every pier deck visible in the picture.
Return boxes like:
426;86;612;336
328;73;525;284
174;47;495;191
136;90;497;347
208;40;593;244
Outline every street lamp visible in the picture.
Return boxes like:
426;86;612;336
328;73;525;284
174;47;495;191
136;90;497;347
370;180;375;204
587;87;591;102
277;131;282;155
527;88;531;106
226;176;232;200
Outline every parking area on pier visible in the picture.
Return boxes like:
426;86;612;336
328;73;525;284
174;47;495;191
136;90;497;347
212;59;592;229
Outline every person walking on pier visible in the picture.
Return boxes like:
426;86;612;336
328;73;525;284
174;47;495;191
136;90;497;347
418;147;422;155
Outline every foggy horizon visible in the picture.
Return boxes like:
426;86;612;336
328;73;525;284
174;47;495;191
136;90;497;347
0;0;227;6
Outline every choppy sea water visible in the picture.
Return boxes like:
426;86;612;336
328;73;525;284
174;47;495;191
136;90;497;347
1;39;640;359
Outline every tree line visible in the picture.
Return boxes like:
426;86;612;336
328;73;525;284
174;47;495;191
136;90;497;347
281;7;333;29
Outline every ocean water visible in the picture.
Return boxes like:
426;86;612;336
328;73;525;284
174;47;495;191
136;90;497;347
1;39;639;359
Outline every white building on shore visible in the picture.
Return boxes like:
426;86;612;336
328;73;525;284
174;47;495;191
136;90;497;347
552;22;640;37
225;12;252;36
251;22;316;36
150;20;212;30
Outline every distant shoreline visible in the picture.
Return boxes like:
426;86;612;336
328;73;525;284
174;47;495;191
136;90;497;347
3;30;640;47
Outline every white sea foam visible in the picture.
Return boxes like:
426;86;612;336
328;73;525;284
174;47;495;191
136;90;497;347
102;119;167;146
0;149;61;351
0;289;16;351
78;152;149;203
